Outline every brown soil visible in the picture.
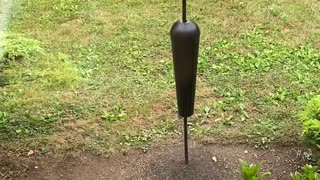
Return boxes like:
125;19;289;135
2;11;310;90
0;141;307;180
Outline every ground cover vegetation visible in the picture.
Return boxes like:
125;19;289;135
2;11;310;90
240;160;320;180
0;0;319;156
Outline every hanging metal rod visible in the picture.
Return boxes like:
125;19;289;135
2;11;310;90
182;0;187;22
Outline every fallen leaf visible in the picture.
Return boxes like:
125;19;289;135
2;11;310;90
212;156;217;162
27;150;35;156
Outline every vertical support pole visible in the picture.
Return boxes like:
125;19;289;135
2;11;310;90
184;116;189;164
182;0;187;22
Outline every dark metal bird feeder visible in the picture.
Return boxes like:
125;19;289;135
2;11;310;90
170;0;200;164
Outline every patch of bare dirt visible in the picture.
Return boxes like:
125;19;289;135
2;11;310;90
1;141;308;180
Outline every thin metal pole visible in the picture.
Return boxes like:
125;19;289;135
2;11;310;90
182;0;187;22
184;116;189;164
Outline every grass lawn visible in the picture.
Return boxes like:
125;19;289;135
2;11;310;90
0;0;319;155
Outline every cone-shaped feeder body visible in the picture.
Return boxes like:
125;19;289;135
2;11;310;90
170;20;200;117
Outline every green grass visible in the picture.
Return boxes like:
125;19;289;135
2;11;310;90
0;0;319;154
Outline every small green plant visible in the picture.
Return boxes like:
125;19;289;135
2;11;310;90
269;87;287;102
1;34;44;62
222;115;235;126
300;96;320;145
52;0;85;19
291;165;320;180
239;160;271;180
124;132;152;147
300;96;320;122
0;111;9;131
101;105;127;122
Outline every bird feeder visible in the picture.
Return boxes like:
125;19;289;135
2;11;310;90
170;0;200;164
